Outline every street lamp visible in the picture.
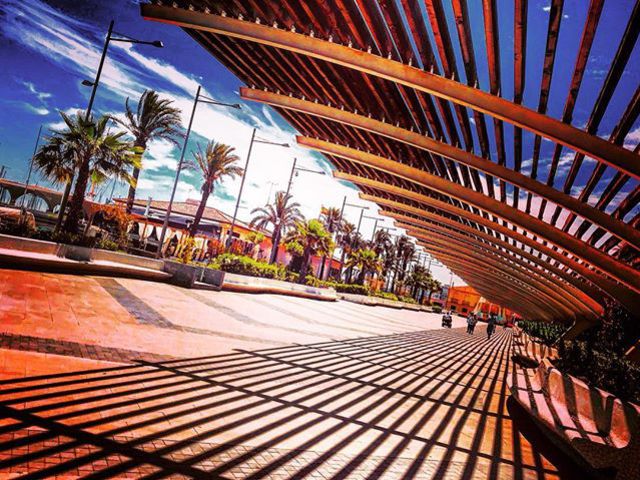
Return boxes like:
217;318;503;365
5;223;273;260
157;85;241;257
83;21;164;119
363;215;380;240
226;132;289;248
284;158;325;198
267;157;324;263
56;20;163;233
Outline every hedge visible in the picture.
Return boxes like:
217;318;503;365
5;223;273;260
210;253;297;282
518;320;566;346
557;340;640;404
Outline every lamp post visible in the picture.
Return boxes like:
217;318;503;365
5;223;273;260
363;215;379;240
285;158;325;197
56;21;163;232
268;158;325;264
226;132;289;248
20;125;42;212
157;85;241;257
338;202;369;282
84;22;164;118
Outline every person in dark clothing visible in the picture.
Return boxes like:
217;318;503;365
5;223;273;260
486;315;496;339
466;314;477;334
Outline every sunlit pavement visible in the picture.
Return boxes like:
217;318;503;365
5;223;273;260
0;269;581;479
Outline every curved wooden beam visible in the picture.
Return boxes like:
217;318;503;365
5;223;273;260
408;229;581;319
236;90;640;250
384;209;603;315
423;255;554;320
140;5;640;180
309;139;639;294
397;220;600;318
345;176;640;310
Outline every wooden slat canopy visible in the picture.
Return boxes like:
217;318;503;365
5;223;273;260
141;1;640;326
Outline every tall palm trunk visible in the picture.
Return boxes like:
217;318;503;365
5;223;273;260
357;267;366;285
298;246;312;284
125;167;140;214
337;249;347;281
319;255;328;280
189;183;212;237
64;156;90;233
54;179;73;233
269;225;281;264
126;143;145;214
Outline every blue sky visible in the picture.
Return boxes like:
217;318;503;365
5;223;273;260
1;0;639;284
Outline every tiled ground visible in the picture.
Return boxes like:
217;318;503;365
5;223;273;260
0;269;581;479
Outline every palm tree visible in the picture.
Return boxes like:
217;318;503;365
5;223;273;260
189;141;242;237
250;191;303;264
116;90;182;213
346;248;382;285
406;265;432;301
32;136;76;189
335;220;355;281
392;235;416;294
318;206;343;279
372;229;392;257
38;111;139;234
426;278;443;304
284;219;334;283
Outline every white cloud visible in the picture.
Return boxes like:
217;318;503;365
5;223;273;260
542;6;551;12
5;0;460;286
21;103;49;116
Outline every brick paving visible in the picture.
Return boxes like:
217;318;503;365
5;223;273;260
0;269;580;478
0;333;176;364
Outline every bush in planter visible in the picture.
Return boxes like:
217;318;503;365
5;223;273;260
431;305;442;313
210;253;292;281
557;340;640;404
398;295;417;304
373;291;399;301
517;320;566;346
307;278;370;295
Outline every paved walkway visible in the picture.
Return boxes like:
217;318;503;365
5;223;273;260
0;270;580;479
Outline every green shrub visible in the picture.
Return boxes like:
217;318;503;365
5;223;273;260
373;291;399;301
518;320;566;346
307;278;370;295
398;295;417;304
95;238;119;251
211;253;288;280
557;340;640;404
431;305;442;313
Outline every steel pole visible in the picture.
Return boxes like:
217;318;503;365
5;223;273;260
226;127;256;247
284;157;297;198
157;85;201;258
270;157;297;264
86;20;114;118
21;125;42;209
55;21;113;232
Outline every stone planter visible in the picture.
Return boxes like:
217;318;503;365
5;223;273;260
338;292;422;310
162;261;225;290
221;272;337;301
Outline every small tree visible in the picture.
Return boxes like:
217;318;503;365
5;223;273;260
250;191;304;264
345;248;382;285
284;219;334;283
35;111;140;234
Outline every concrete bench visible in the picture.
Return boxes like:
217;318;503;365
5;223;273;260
512;331;558;365
509;359;640;479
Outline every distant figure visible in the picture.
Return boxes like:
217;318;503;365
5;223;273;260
466;314;477;335
486;315;496;339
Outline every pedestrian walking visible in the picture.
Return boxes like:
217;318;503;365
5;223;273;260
466;314;477;335
486;314;496;339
